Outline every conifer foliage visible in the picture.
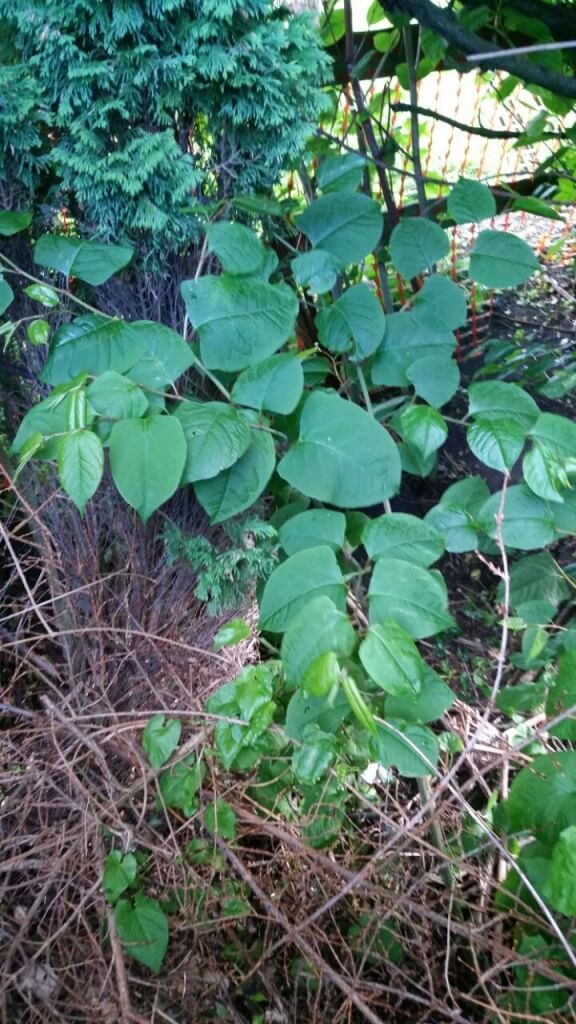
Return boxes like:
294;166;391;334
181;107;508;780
0;0;329;255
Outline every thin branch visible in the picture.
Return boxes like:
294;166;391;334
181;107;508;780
468;39;576;62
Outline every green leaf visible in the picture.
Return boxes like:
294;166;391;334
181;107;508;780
259;546;346;634
173;400;251;482
511;196;564;221
424;476;490;552
103;851;138;904
279;509;346;556
292;726;336;785
317;153;366;193
278;391;401;508
206;221;265;275
122;324;194;391
546;651;576;740
114;895;168;973
212;619;251;651
406;354;460;408
57;429;103;513
359;620;424;696
0;210;32;235
529;412;576;457
479;485;555;550
505;751;576;844
181;274;298;372
523;446;569;502
27;320;50;347
285;687;350;739
231;354;304;415
389;218;449;279
521;624;549;663
297;193;383;266
194;425;275;524
11;392;72;461
469;230;539;288
291;250;341;295
545;826;576;916
204;800;237;841
369;558;454;638
316;284;385;361
362;513;444;567
386;665;455;722
507;552;569;612
411;275;467;332
34;235;133;285
281;595;356;686
23;284;59;307
301;652;341;698
447;178;496;224
0;276;14;315
468;381;539;429
372;311;456;386
467;417;525;472
371;721;439;777
400;405;447;460
109;415;187;522
87;371;148;421
143;714;182;771
159;757;205;816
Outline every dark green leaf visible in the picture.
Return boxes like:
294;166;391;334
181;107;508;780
34;235;133;285
447;178;496;224
479;485;554;550
291;250;341;295
411;275;467;332
467;417;525;472
297;193;383;266
505;750;576;843
0;210;32;235
400;405;447;459
173;400;251;482
143;715;182;771
292;726;336;784
468;381;539;429
0;277;14;314
114;895;168;973
206;222;265;275
545;826;576;915
363;512;444;567
317;152;366;193
231;354;304;415
406;354;460;408
359;620;424;696
204;800;236;840
316;284;385;361
389;218;449;279
546;651;576;740
194;424;275;524
259;546;346;634
386;665;455;722
109;415;187;522
159;758;204;816
87;371;148;420
279;509;346;556
369;558;454;638
371;721;438;777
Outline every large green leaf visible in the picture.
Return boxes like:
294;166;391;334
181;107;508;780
173;400;251;482
0;210;32;235
368;558;454;638
506;552;570;612
259;545;346;633
411;275;467;332
469;230;539;288
317;152;366;193
278;391;401;508
359;620;424;696
87;371;148;420
42;316;193;387
316;284;385;362
57;430;104;513
406;354;460;409
181;274;297;371
34;235;133;285
400;405;447;460
206;221;265;275
389;218;449;279
194;425;275;523
281;596;356;686
468;381;539;429
371;721;439;777
114;895;168;973
231;354;304;415
363;513;444;566
386;665;455;723
371;311;456;386
523;446;569;503
297;193;383;265
447;178;496;224
424;476;490;553
279;509;346;556
505;751;576;844
467;417;525;472
291;250;341;295
479;485;555;550
529;412;576;457
109;415;186;522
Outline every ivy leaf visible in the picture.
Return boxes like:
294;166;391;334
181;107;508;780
278;391;401;509
34;235;133;285
206;221;265;275
103;851;138;904
142;714;182;771
259;547;346;634
467;417;525;472
114;895;169;973
203;800;237;840
369;558;455;638
280;595;356;686
297;193;383;266
316;284;385;362
231;354;304;415
400;405;448;460
359;620;424;696
109;415;187;522
194;424;275;524
181;274;298;372
447;178;496;224
469;230;539;288
57;430;104;514
279;509;346;556
173;400;251;482
362;513;444;567
371;721;439;777
389;218;449;279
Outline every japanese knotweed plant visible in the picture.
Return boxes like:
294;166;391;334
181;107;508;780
4;162;576;996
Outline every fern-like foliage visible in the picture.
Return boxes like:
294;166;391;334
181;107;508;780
164;515;278;616
0;0;330;256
